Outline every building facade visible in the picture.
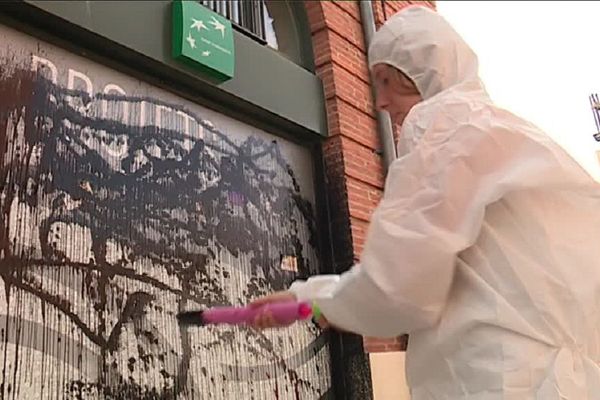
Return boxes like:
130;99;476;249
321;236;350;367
0;1;433;398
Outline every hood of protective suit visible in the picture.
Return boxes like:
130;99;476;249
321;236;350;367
368;6;480;100
368;6;489;155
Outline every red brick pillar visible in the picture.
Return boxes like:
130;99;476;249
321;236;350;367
305;0;435;354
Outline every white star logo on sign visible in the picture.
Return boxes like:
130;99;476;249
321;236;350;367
186;33;196;49
191;18;208;32
209;16;226;38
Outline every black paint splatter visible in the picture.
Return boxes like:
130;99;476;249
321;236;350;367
0;58;329;399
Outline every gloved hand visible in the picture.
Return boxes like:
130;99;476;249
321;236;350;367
249;291;331;330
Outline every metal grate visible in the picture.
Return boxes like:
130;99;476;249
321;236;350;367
589;94;600;142
200;0;267;44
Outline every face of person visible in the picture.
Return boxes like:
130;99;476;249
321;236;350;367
372;64;423;126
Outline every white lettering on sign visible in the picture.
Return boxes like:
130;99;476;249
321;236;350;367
67;68;93;113
31;55;58;83
199;37;232;55
102;84;129;125
28;55;207;140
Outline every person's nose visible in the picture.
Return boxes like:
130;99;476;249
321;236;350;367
375;91;390;113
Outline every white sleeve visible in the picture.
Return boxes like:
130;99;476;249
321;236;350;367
289;110;564;337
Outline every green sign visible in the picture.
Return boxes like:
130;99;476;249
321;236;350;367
172;0;235;82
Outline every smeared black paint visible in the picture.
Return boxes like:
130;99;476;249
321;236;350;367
0;56;330;399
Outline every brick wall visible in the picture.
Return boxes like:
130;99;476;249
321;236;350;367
304;0;435;353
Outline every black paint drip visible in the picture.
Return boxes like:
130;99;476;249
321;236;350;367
0;59;330;399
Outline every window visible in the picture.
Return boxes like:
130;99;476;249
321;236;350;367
199;0;271;45
199;0;312;70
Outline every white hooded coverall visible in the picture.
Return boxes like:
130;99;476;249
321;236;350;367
289;6;600;400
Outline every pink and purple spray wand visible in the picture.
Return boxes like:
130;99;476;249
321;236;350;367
176;301;321;327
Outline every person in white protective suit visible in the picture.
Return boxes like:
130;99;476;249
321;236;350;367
252;5;600;399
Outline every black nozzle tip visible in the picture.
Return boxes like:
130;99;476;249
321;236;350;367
176;311;205;326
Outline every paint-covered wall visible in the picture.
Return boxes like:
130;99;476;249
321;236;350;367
0;24;331;399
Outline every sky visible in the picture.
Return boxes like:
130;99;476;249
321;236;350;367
437;1;600;180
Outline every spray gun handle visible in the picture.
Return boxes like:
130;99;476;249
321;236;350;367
202;301;313;326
